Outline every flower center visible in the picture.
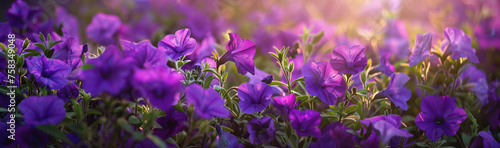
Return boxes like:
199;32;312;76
434;117;445;125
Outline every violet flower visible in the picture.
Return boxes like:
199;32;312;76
442;27;479;63
238;82;273;114
289;109;321;137
302;61;346;105
474;16;500;49
26;56;71;90
216;125;244;148
154;107;188;139
377;73;411;110
80;45;134;96
86;13;121;45
470;130;500;148
132;66;183;110
14;126;50;148
158;28;197;60
330;45;367;75
313;121;356;147
415;96;467;141
185;84;229;119
272;94;299;116
121;39;167;69
247;116;275;144
219;33;256;75
57;83;79;103
374;53;395;76
409;33;433;67
19;96;66;125
5;0;53;39
363;115;413;145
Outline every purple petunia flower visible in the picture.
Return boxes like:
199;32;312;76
158;28;197;60
460;63;489;105
289;109;321;137
80;45;134;96
442;27;479;63
361;114;413;145
55;6;79;37
125;137;158;148
26;56;71;90
219;33;256;75
374;53;395;76
5;0;53;39
132;66;183;110
57;83;79;103
238;82;273;114
14;126;50;148
312;121;356;147
272;94;299;116
474;16;500;49
415;95;467;141
52;29;83;67
409;33;433;67
330;45;367;75
19;96;65;125
216;125;244;148
302;61;346;105
470;130;500;148
247;116;275;144
154;107;188;139
121;39;167;69
377;73;411;110
86;13;121;46
185;84;229;119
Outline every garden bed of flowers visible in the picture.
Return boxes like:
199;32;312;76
1;0;500;147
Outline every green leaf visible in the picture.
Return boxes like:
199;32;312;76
0;107;8;112
34;43;46;51
173;104;184;113
147;135;167;148
71;99;84;121
37;125;74;146
128;115;141;125
296;96;308;102
465;109;478;136
203;75;214;89
311;31;324;44
345;105;358;114
22;38;30;50
118;118;144;140
39;33;45;42
79;64;94;70
221;126;234;133
269;81;287;86
291;77;305;86
269;52;279;60
417;84;436;92
23;49;41;57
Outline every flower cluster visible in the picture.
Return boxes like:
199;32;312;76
1;0;499;148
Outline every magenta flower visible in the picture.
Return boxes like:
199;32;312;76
185;84;229;119
442;27;479;63
158;28;197;60
26;56;71;90
289;109;321;137
80;46;134;96
378;73;411;110
85;13;121;45
121;39;167;69
19;96;65;125
374;53;395;76
154;107;187;139
238;82;273;114
247;116;275;144
415;96;467;141
132;66;183;110
272;94;299;116
330;45;367;75
302;61;346;105
219;33;256;75
409;33;433;67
